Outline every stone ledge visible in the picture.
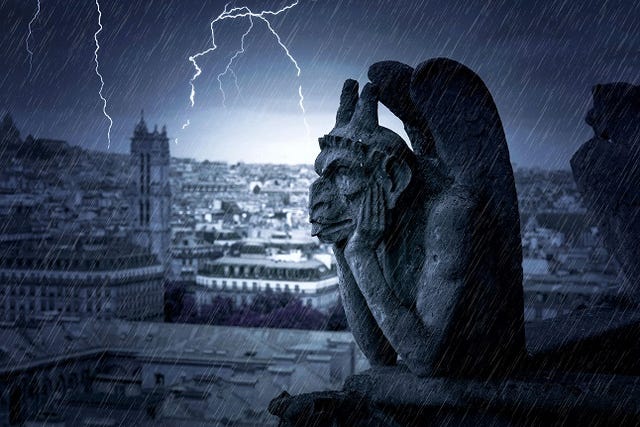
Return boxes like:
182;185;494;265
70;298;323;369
346;366;640;422
269;308;640;426
270;367;640;426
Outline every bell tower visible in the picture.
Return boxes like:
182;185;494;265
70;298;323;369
130;111;171;272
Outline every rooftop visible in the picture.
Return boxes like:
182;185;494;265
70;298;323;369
203;256;329;270
0;319;363;375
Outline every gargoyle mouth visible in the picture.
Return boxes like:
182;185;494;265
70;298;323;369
310;218;353;237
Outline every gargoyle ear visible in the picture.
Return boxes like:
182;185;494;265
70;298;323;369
334;79;359;129
382;155;412;209
350;83;380;134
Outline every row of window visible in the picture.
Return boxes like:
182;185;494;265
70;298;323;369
1;294;163;317
0;256;156;270
203;264;332;281
2;298;109;313
0;283;162;301
0;286;111;298
209;279;303;293
220;293;316;308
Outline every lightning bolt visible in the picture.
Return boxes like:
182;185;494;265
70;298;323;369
93;0;113;148
298;85;310;138
186;1;309;138
228;68;241;95
25;0;41;77
187;2;232;108
216;15;253;107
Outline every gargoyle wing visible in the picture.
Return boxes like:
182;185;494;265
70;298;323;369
369;57;523;307
369;58;515;193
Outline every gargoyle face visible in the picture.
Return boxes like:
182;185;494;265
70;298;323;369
309;80;416;245
309;144;369;244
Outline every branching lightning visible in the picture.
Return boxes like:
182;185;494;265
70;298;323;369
93;0;113;148
228;68;241;95
216;16;253;107
25;0;41;77
298;85;310;137
186;1;309;138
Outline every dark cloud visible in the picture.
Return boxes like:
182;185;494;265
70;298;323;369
0;0;638;167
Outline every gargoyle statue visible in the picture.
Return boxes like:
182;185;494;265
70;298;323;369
309;58;527;378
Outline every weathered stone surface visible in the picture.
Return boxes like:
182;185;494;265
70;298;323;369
571;83;640;302
343;366;640;426
270;363;640;426
268;390;399;427
269;308;640;425
308;58;526;378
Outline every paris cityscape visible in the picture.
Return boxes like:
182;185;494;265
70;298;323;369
1;0;638;424
0;109;622;425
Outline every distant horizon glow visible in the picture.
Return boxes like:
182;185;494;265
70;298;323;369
8;103;577;171
2;0;637;170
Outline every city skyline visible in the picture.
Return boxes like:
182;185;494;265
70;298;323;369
1;0;639;168
1;2;638;425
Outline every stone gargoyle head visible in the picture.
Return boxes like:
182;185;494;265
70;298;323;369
308;80;417;245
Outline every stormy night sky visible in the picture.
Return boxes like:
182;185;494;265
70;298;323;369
1;0;638;167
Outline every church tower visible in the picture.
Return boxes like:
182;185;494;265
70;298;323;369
130;111;171;272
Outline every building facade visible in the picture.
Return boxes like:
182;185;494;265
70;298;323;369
170;232;223;281
129;113;171;273
0;238;164;322
195;255;339;311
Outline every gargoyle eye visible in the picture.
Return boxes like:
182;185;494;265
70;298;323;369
323;163;349;178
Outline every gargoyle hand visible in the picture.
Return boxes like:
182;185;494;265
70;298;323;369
346;180;386;254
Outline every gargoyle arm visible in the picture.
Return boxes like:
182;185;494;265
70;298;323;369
344;242;435;375
334;247;397;366
344;189;474;375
